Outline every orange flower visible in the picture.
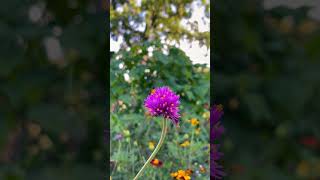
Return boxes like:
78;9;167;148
188;118;199;126
150;158;163;167
171;169;192;180
185;169;193;175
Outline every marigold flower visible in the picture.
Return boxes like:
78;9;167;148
188;118;199;126
171;169;192;180
180;140;190;147
185;169;193;175
210;104;226;179
144;86;180;125
150;158;163;167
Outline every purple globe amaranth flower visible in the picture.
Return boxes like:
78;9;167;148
210;104;226;179
210;104;225;143
144;86;180;125
210;144;225;179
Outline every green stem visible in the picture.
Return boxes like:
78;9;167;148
133;118;168;180
188;129;194;167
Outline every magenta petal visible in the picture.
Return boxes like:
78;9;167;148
144;86;180;125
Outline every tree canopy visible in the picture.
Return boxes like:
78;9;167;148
110;0;210;47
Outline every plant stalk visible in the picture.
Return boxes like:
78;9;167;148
133;118;168;180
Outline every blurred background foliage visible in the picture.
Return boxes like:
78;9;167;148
110;0;210;48
214;0;320;179
110;0;210;179
0;0;105;179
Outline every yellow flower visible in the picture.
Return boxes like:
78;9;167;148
188;118;199;126
180;140;190;147
171;169;192;180
148;141;155;150
195;128;200;135
202;111;209;119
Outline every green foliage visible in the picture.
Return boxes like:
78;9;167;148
110;42;210;179
214;0;320;179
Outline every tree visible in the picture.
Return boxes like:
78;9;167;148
110;0;210;47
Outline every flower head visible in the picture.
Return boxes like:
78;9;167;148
150;158;163;167
188;118;199;126
185;169;193;176
144;86;180;125
170;169;192;180
210;104;226;179
180;140;190;148
210;104;224;143
148;141;155;150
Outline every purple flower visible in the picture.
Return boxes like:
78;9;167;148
210;104;226;179
210;105;225;143
144;86;180;125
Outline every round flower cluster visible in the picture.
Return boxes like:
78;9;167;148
144;86;180;125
